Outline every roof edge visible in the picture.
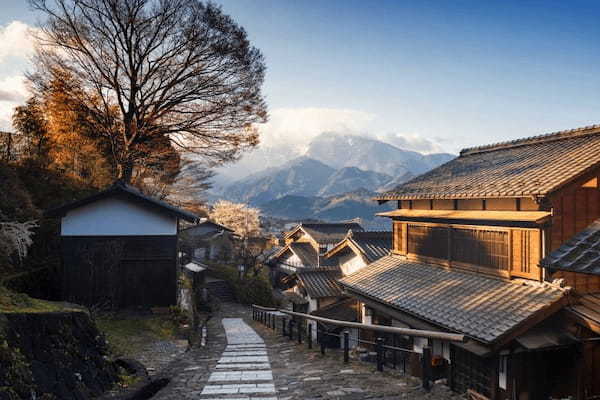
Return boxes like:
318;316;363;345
459;124;600;157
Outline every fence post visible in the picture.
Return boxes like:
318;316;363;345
376;337;384;372
343;330;349;364
268;313;271;328
282;317;286;336
308;323;313;349
297;321;302;344
421;346;432;391
288;320;294;340
320;332;326;355
392;334;398;369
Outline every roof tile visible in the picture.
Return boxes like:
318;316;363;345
376;125;600;200
339;255;566;343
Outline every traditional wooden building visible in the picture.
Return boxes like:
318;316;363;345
324;230;391;275
542;219;600;398
270;221;363;275
180;218;236;262
340;125;600;399
47;181;198;308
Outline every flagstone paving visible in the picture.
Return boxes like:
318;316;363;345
153;303;462;399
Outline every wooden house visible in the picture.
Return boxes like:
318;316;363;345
47;181;198;308
542;219;600;398
324;230;392;275
269;221;363;275
340;125;600;399
180;218;236;262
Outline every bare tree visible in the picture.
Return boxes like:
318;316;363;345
29;0;267;182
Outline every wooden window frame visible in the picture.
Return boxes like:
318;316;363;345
394;221;541;280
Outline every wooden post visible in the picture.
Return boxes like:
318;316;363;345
376;337;384;372
422;346;432;391
297;321;302;344
392;334;398;369
308;323;313;349
282;317;286;336
288;319;294;340
320;333;326;355
343;330;349;364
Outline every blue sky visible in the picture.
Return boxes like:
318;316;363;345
0;0;599;158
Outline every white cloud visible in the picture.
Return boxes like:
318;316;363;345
0;21;38;62
372;132;447;154
259;107;375;151
0;75;29;130
0;21;38;131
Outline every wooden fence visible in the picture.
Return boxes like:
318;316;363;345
251;304;465;391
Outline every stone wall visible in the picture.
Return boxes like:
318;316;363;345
0;311;118;399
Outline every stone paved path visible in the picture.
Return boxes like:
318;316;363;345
200;318;277;399
154;304;463;400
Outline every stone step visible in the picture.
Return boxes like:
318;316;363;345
200;383;276;396
208;370;273;382
218;356;269;364
215;363;271;370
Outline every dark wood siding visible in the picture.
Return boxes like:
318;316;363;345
61;235;177;308
453;228;509;270
550;175;600;292
450;345;493;398
407;225;449;259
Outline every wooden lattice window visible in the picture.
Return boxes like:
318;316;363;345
452;228;509;270
407;225;449;259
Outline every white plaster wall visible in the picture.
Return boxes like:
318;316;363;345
283;252;304;267
339;252;367;276
61;197;177;236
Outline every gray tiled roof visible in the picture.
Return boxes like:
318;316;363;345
182;219;234;237
339;255;566;343
311;298;359;323
289;242;319;266
297;268;343;299
300;222;364;244
376;125;600;200
348;231;392;263
541;219;600;275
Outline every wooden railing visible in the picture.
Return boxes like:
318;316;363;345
251;304;465;391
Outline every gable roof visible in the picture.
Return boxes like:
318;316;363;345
285;221;364;244
311;298;359;324
181;218;235;236
541;219;600;276
297;267;343;298
376;125;600;201
325;230;392;263
46;181;198;222
339;255;567;344
289;242;319;267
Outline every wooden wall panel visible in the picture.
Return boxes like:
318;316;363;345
520;198;539;211
413;200;431;210
457;199;484;210
486;198;517;211
510;229;541;280
551;186;600;251
432;199;455;210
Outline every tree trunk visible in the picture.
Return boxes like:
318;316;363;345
118;161;134;183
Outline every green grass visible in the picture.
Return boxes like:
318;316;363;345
0;286;82;314
95;313;184;358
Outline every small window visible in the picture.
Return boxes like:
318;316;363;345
319;244;327;254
